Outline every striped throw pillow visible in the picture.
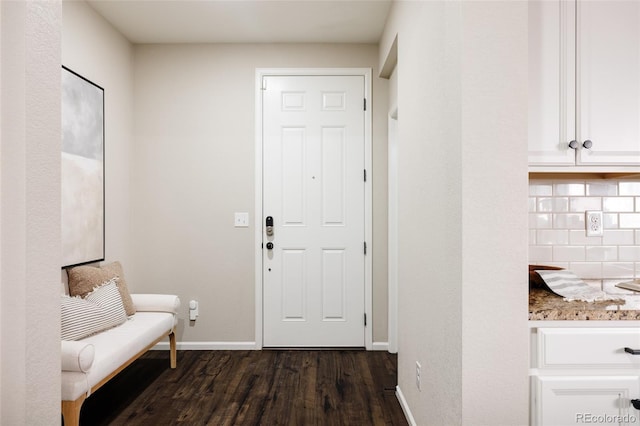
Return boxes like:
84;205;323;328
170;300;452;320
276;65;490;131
61;281;128;341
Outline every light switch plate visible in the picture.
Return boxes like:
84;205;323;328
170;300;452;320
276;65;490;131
234;212;249;227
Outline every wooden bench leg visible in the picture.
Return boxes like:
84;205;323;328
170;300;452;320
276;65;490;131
62;395;85;426
169;331;177;369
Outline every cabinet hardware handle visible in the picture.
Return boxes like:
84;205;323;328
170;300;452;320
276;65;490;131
569;140;579;149
632;399;640;410
582;139;593;149
624;347;640;355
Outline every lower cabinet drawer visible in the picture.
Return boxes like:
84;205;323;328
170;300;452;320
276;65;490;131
533;376;640;426
537;328;640;368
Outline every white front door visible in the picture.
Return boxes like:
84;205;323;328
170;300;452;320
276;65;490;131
262;74;365;347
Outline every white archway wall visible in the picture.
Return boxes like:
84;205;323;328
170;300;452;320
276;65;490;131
387;65;398;355
1;1;62;423
379;1;529;424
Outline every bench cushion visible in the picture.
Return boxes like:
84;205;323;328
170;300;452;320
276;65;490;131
61;311;175;401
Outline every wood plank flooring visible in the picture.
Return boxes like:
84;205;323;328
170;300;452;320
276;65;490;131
76;350;408;426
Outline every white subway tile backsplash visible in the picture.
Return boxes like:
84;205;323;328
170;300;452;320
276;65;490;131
530;178;640;281
530;246;553;262
529;182;553;196
619;181;640;196
620;213;640;229
602;262;635;279
554;182;585;196
537;229;569;245
536;198;551;212
603;197;634;212
569;229;603;246
553;213;584;229
537;197;569;212
545;262;569;269
570;262;602;279
602;229;635;245
553;246;585;262
529;213;552;229
586;181;618;196
603;213;619;229
570;197;602;212
619;246;640;262
585;246;617;262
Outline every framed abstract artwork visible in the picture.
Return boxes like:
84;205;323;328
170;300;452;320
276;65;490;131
61;66;105;267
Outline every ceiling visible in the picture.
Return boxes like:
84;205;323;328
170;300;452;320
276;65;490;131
86;0;392;44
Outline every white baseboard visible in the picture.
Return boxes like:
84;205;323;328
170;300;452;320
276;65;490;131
372;341;389;351
152;341;258;351
154;341;388;351
396;385;417;426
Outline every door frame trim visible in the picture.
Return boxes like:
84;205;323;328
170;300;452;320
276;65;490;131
254;68;373;350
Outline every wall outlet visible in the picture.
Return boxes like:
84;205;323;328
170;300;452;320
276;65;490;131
585;211;603;237
415;361;421;391
189;300;199;321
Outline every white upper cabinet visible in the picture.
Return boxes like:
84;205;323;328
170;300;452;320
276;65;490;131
576;0;640;166
529;0;640;169
529;0;576;166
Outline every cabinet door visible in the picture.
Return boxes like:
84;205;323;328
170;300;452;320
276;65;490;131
577;0;640;165
528;0;576;166
534;376;640;426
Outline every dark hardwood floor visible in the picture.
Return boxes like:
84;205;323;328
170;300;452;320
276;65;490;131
76;350;408;425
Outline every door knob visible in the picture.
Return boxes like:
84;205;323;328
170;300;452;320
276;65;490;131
582;139;593;149
632;399;640;410
569;140;579;149
266;242;274;250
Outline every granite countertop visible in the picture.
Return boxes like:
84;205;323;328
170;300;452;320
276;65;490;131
529;288;640;321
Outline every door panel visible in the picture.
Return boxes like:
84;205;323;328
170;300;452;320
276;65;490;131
321;249;346;320
282;249;306;320
263;75;365;347
281;128;306;225
321;127;346;225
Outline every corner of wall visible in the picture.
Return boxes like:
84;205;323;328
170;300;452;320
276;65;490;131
1;0;62;423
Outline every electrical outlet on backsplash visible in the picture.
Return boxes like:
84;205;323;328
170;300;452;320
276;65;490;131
529;178;640;294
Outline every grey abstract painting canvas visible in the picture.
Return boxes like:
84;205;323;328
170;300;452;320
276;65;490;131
61;66;105;267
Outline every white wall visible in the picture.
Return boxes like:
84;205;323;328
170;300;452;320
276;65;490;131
62;0;134;269
380;1;529;423
131;44;389;345
61;6;389;346
1;1;62;423
459;3;529;423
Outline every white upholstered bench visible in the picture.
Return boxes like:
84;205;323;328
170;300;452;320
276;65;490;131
61;262;179;426
61;293;179;426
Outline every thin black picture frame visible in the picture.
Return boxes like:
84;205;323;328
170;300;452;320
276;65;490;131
61;65;105;268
